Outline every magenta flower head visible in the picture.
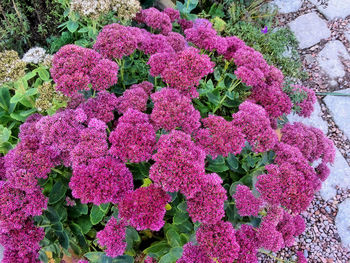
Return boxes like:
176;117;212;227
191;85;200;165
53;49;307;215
119;185;170;231
187;173;227;224
136;8;172;35
116;87;149;114
196;221;240;263
78;91;118;123
233;184;263;217
90;59;119;91
232;101;278;152
221;36;246;61
150;88;201;134
235;224;259;263
261;26;268;34
139;33;174;55
149;130;206;197
166;32;186;52
109;109;156;163
96;217;127;258
163;8;180;22
177;242;215;263
94;23;138;59
130;81;154;95
194;115;245;158
70;156;133;205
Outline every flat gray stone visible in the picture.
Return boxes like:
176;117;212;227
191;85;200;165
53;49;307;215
288;13;331;49
287;100;328;134
0;245;3;262
317;40;350;79
323;88;350;139
273;0;303;13
335;198;350;247
309;0;350;20
320;148;350;200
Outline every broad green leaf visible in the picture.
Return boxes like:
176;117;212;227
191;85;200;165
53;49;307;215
70;222;88;251
0;127;11;143
57;230;69;249
166;228;181;247
90;204;109;225
68;202;88;218
10;93;24;104
67;20;79;33
227;153;239;170
38;68;50;81
48;181;67;204
77;215;92;234
44;206;60;223
25;88;38;97
143;241;170;258
159;247;183;263
0;88;11;111
173;211;189;225
19;108;37;117
125;227;141;251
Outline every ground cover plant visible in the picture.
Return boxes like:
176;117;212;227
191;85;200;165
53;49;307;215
0;2;335;263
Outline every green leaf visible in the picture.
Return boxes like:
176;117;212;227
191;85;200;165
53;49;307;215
229;182;242;196
57;230;69;249
173;211;189;225
90;204;109;225
166;228;181;247
19;108;37;117
44;206;60;223
9;112;26;122
68;202;88;218
227;153;239;170
206;162;229;173
10;93;24;104
76;215;92;234
206;90;220;106
25;88;38;97
159;247;183;263
125;227;141;251
67;20;79;33
0;127;11;143
78;27;89;33
70;222;89;251
48;181;67;204
177;201;187;212
0;88;11;111
38;68;50;81
143;241;170;258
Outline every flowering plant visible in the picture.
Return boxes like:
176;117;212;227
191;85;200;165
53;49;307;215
0;6;334;263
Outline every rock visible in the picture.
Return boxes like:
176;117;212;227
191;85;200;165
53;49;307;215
335;198;350;247
305;54;316;64
323;88;350;139
320;148;350;200
272;0;303;13
0;246;2;262
288;13;331;49
287;100;328;134
317;41;350;79
309;0;350;20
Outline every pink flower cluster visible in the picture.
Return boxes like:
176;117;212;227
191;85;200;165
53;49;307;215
293;85;317;117
232;101;278;152
194;115;245;158
148;47;215;98
177;242;214;263
196;221;240;263
150;88;201;133
96;217;127;258
94;23;139;59
109;109;156;163
119;185;170;231
233;184;263;217
135;8;172;35
149;130;206;197
70;156;133;205
51;45;119;96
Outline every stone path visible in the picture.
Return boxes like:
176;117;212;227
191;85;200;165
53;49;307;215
269;0;350;261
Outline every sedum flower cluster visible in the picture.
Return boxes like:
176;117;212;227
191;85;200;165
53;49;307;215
21;47;50;64
0;7;335;263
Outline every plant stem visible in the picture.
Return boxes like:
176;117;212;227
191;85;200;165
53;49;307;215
316;92;350;97
212;79;241;114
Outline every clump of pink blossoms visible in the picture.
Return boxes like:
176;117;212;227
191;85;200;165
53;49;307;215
187;173;227;224
150;88;201;134
194;115;245;158
116;87;149;114
293;85;316;118
232;101;278;152
135;7;172;35
149;130;206;197
196;221;240;263
119;185;170;231
233;184;263;217
51;44;119;96
69;156;133;205
96;217;127;258
109;109;156;163
177;242;214;263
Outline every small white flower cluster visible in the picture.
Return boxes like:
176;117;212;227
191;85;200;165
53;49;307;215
70;0;111;19
22;47;49;64
70;0;141;21
111;0;141;21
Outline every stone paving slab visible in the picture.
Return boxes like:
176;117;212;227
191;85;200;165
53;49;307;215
287;100;328;134
320;148;350;200
317;40;350;79
335;198;350;247
323;88;350;140
288;12;331;49
309;0;350;20
272;0;303;14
